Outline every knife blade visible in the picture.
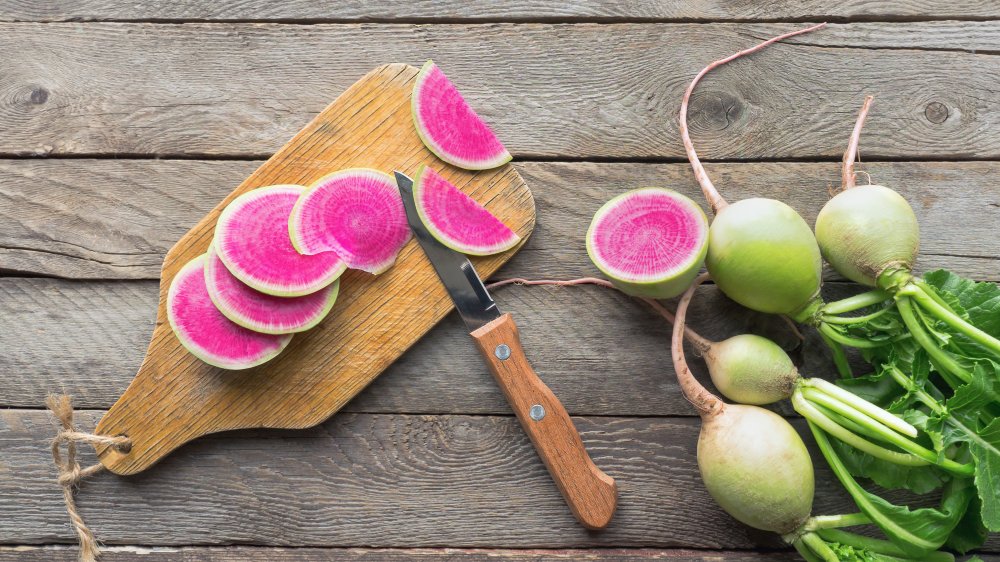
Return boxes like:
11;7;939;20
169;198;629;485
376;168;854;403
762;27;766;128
395;171;618;530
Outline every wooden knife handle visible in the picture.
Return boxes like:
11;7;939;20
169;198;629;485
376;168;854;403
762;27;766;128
470;313;618;529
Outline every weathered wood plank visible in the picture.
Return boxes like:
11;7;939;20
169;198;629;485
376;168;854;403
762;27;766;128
0;1;998;22
8;545;998;561
1;23;999;158
2;160;996;281
7;409;986;550
0;545;836;561
1;279;849;412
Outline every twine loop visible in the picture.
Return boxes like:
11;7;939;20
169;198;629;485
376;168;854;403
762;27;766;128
47;394;131;562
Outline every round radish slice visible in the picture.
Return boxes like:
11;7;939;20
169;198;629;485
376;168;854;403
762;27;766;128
413;165;520;256
215;185;346;297
204;246;339;334
412;60;512;171
586;187;709;299
168;255;292;370
289;169;410;275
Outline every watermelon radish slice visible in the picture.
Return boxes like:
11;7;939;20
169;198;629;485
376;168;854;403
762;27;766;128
204;246;340;334
412;60;512;171
413;165;520;256
289;169;410;275
586;187;709;299
168;255;292;370
215;185;346;297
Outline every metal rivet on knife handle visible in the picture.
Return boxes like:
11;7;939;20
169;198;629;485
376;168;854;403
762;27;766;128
529;404;546;421
494;344;511;360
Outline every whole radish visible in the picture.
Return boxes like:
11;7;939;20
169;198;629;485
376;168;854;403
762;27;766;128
814;97;1000;384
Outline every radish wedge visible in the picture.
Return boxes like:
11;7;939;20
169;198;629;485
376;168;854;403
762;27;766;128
586;188;709;299
168;255;292;370
413;165;520;256
214;185;346;297
412;60;512;171
289;169;410;275
204;246;340;334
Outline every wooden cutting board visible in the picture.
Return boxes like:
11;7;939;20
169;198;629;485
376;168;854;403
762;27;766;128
94;63;536;476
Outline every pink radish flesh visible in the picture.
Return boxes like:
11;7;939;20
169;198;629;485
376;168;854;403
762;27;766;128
204;247;339;334
414;165;520;255
589;189;707;281
215;185;345;297
289;169;410;275
412;60;512;171
168;255;292;370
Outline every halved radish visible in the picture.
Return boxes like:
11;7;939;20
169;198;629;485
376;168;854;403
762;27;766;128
289;169;410;275
413;165;520;256
412;60;512;171
214;185;346;297
204;245;340;334
586;188;709;299
168;255;292;370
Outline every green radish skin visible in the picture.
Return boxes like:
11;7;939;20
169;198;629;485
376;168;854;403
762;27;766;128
704;334;799;406
707;198;823;316
699;403;815;534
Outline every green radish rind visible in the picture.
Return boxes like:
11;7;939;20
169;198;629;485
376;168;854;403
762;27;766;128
215;184;347;297
168;255;292;370
707;198;823;317
815;184;920;287
411;60;513;171
586;187;709;299
412;164;521;256
204;245;341;335
699;403;816;534
704;334;799;406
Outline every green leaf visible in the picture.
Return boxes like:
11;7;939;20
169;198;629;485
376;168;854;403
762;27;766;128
924;270;1000;338
970;418;1000;530
946;493;988;553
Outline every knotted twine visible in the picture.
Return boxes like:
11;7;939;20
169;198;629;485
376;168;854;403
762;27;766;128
47;395;131;562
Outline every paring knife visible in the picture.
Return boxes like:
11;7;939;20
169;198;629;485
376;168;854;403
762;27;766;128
394;171;618;530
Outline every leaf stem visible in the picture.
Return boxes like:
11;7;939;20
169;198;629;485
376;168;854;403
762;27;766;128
816;529;955;561
819;322;886;349
802;388;974;477
803;512;871;531
804;378;917;437
902;283;1000;357
821;306;891;325
823;289;891;315
807;421;943;554
801;532;840;562
896;296;972;384
792;390;929;467
818;329;854;378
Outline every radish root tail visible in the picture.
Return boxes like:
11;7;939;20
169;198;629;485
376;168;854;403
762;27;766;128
841;95;874;191
485;277;714;351
679;22;827;215
672;273;725;417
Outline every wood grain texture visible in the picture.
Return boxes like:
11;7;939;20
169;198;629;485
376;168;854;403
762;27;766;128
0;1;998;22
2;545;937;562
2;160;997;281
1;23;999;159
90;64;535;476
8;409;993;551
471;313;618;529
0;279;861;412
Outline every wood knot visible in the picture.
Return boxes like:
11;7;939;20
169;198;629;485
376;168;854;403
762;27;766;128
29;87;49;105
924;101;949;124
687;90;745;133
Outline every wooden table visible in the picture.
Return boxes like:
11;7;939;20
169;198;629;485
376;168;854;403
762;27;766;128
1;2;998;560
